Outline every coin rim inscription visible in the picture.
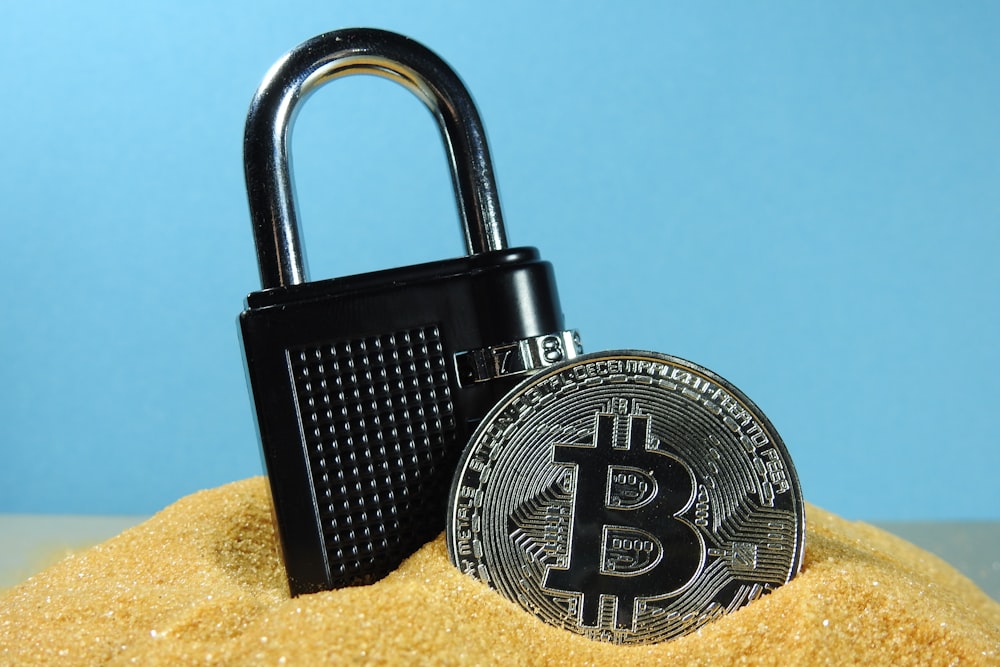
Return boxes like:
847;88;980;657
446;349;805;644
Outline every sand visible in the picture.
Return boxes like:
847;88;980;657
1;477;997;666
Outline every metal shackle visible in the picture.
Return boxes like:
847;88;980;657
244;28;509;290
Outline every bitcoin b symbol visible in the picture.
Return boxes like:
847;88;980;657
544;401;705;631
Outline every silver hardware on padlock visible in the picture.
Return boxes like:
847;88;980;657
244;28;507;289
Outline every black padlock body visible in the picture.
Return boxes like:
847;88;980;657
240;246;563;595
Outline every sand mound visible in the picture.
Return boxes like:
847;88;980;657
1;477;997;665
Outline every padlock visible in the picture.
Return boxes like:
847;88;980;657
239;28;581;595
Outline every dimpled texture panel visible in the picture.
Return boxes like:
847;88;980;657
288;325;455;586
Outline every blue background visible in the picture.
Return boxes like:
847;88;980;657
2;2;997;520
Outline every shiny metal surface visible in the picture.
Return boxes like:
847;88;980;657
454;330;583;385
447;350;805;644
244;28;508;289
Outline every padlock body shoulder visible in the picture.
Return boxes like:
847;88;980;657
242;247;562;344
246;247;540;304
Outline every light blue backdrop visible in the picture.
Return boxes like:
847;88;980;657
1;2;997;520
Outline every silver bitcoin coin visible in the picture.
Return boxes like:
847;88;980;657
446;350;805;644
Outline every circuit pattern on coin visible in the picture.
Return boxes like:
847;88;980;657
447;350;805;644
